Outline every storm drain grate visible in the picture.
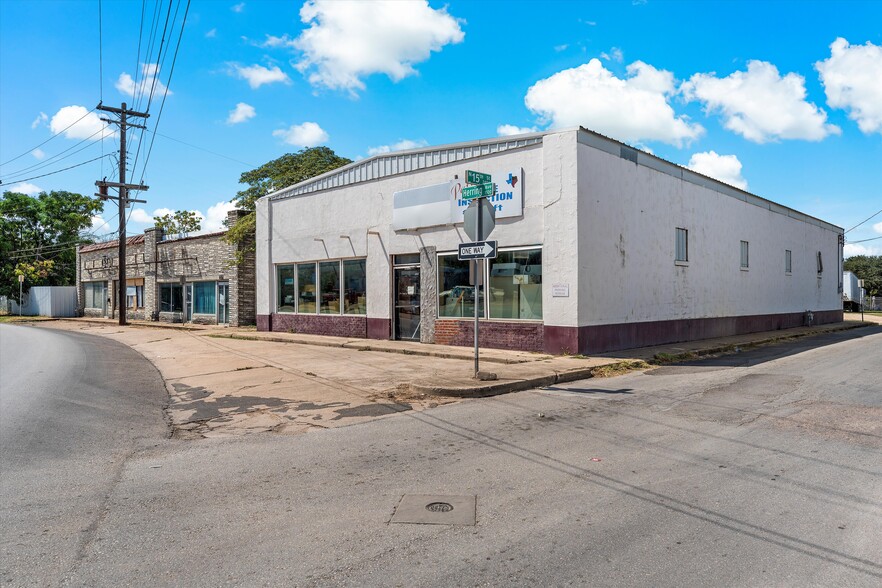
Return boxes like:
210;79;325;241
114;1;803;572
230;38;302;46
391;495;476;525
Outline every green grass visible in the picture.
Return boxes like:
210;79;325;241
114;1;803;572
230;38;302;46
0;315;54;323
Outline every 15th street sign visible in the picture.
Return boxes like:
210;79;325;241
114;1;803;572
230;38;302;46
458;240;497;260
466;170;491;185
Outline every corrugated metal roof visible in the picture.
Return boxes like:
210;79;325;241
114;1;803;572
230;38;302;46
265;131;550;202
79;235;145;253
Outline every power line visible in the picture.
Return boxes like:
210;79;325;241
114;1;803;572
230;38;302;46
98;0;104;101
844;207;882;234
0;107;97;168
0;127;109;181
848;235;882;244
147;130;256;168
0;154;113;186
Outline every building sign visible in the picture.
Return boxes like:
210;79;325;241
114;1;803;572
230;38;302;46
552;283;569;297
453;168;523;223
391;168;524;231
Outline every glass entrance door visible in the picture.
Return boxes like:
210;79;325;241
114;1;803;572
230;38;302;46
394;267;421;341
184;284;193;322
217;282;230;324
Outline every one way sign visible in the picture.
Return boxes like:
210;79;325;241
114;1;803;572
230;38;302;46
458;240;497;260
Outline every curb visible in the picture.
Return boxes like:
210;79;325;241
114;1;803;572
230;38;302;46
56;318;209;332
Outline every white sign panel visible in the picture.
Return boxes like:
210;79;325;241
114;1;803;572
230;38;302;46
392;181;456;230
452;167;524;224
551;283;569;297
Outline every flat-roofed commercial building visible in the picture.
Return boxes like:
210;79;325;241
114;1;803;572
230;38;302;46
255;128;843;354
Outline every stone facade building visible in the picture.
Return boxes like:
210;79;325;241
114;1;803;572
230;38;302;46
76;209;255;326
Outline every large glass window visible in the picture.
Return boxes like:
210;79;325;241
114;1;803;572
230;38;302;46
193;281;217;314
438;254;484;318
319;261;341;314
160;284;183;312
278;265;297;312
489;248;542;320
85;282;106;309
297;263;317;313
126;278;144;309
343;259;366;315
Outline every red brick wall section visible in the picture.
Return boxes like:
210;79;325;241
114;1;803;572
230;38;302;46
270;313;367;338
434;320;544;352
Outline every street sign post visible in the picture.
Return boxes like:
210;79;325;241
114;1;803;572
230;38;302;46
461;182;495;201
458;240;497;260
466;170;491;185
18;274;23;317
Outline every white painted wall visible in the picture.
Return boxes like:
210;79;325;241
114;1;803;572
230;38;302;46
257;145;547;320
576;141;842;325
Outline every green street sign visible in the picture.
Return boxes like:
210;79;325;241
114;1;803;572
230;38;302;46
466;170;491;185
461;181;495;201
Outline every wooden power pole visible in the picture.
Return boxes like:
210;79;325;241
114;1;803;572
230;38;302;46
95;102;149;326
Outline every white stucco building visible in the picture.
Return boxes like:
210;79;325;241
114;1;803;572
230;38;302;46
255;128;843;354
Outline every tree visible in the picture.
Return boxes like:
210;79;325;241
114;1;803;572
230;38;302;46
1;190;103;301
223;147;351;263
844;255;882;297
154;210;201;237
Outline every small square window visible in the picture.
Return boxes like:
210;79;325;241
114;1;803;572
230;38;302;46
785;249;792;274
740;241;749;269
675;228;688;263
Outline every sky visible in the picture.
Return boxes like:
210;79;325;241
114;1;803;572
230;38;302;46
1;0;880;256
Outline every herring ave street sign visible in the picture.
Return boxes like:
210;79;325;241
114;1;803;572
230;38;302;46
458;240;498;260
461;181;495;201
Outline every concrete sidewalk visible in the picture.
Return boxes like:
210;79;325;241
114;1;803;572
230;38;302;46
38;317;874;438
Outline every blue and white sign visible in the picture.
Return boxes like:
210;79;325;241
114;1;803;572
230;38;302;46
452;168;523;223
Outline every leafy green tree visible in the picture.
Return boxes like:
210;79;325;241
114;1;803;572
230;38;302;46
154;210;201;236
844;255;882;296
1;190;103;301
223;147;351;263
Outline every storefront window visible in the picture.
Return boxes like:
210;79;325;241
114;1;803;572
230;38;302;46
160;284;183;312
126;278;144;309
85;282;106;309
297;263;317;313
343;259;366;315
488;248;542;320
193;281;217;314
277;265;297;312
319;261;340;314
438;254;484;318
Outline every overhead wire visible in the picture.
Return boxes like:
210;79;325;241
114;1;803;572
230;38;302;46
0;107;97;168
0;154;113;186
844;207;882;234
1;127;109;182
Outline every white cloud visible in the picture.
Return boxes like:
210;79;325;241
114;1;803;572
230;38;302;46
7;182;42;196
366;139;428;156
873;221;882;235
497;124;539;136
600;47;623;63
205;28;217;38
844;242;882;258
524;58;703;146
681;60;840;143
272;121;329;147
49;105;116;141
90;215;112;234
31;112;48;129
554;44;568;52
231;2;245;13
129;208;155;224
260;34;297;49
293;0;464;93
816;38;882;135
227;102;256;124
687;151;748;190
229;63;291;89
202;201;237;232
31;148;45;160
115;63;172;100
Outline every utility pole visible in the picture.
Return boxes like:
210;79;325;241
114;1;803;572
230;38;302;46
95;102;149;326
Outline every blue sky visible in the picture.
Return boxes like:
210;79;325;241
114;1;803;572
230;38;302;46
1;0;880;255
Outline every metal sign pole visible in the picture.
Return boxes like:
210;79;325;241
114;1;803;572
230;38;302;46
19;275;23;317
474;202;482;378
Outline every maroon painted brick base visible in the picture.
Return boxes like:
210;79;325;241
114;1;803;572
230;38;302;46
546;309;844;355
434;320;545;352
257;309;843;355
260;313;367;338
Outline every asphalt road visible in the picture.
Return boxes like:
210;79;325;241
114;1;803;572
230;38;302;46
1;324;880;586
0;324;168;587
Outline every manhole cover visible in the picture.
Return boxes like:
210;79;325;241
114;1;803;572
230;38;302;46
426;502;453;513
391;495;476;525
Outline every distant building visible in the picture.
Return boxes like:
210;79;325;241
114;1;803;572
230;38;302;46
254;127;843;354
76;209;255;326
842;270;865;311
